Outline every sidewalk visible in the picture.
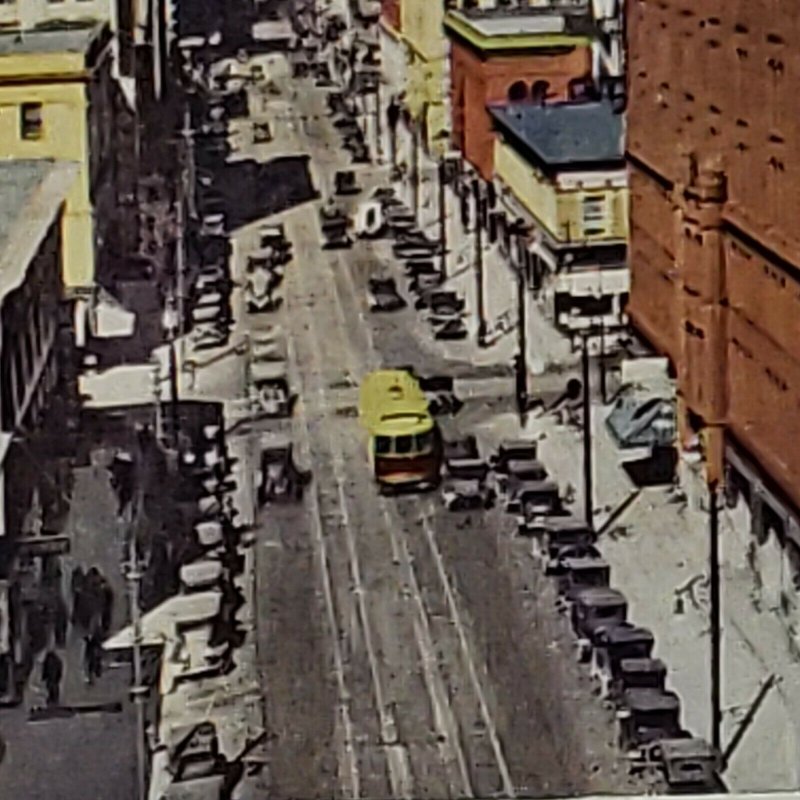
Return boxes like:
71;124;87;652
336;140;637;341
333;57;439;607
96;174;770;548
472;401;800;792
380;121;577;375
0;450;137;799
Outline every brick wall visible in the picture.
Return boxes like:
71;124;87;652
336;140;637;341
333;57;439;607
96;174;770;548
450;39;591;180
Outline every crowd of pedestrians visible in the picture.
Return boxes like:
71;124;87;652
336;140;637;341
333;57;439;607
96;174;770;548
37;563;116;706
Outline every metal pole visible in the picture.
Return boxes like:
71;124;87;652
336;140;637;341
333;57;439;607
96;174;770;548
516;251;528;423
128;534;148;800
438;159;447;279
709;483;722;753
412;123;420;221
582;332;594;525
169;337;179;445
599;320;607;404
475;192;487;347
374;80;383;162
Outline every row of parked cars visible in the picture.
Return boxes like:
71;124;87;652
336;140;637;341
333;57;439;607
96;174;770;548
357;187;469;339
439;435;726;793
327;88;370;164
185;73;238;351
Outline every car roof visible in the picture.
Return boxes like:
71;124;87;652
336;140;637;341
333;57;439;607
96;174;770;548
623;688;680;712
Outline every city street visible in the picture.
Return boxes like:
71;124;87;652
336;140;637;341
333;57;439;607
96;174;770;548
251;74;644;798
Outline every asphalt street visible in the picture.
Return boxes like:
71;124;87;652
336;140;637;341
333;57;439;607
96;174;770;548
254;75;647;799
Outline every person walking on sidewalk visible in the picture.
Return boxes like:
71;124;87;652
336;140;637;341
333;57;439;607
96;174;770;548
84;567;103;632
82;630;104;686
98;575;114;635
41;650;63;707
71;565;90;629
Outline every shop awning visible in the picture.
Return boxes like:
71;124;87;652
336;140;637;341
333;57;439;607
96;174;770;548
104;591;222;651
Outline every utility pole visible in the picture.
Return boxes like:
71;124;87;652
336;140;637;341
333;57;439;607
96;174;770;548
709;482;722;753
599;320;608;404
127;532;148;800
169;335;179;446
412;122;420;221
581;332;594;525
474;189;487;347
374;79;383;163
438;158;447;279
516;254;528;424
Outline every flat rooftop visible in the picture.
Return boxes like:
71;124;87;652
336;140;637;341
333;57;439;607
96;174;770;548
0;20;105;56
444;6;595;47
0;159;77;299
489;99;625;169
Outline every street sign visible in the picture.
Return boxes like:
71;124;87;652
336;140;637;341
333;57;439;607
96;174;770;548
15;535;70;557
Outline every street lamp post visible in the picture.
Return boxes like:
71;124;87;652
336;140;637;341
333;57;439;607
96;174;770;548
473;182;487;347
581;331;594;525
126;533;148;800
374;79;383;163
412;122;420;221
709;482;722;752
438;158;447;279
516;255;528;425
162;299;180;447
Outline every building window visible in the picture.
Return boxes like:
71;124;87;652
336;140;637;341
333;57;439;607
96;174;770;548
20;103;43;140
532;81;550;105
582;195;608;236
508;81;528;102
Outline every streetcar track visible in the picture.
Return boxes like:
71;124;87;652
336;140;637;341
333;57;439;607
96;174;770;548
288;82;514;797
286;331;362;800
326;235;514;797
291;213;414;800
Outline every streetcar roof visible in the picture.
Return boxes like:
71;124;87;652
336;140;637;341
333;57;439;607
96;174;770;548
359;369;431;432
373;414;434;437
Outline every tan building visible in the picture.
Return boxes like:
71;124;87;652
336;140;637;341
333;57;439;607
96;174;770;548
627;3;800;558
0;22;120;342
0;160;77;699
490;99;628;333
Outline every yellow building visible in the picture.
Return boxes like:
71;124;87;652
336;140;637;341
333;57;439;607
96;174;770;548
0;21;116;306
379;0;449;155
489;99;630;332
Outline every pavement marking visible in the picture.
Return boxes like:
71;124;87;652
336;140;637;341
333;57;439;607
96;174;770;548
286;332;362;800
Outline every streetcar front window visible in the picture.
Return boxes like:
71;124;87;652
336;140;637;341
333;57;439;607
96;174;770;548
416;431;434;451
374;436;391;455
395;435;413;454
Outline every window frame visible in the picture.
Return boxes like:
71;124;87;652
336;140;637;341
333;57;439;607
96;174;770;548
20;102;43;141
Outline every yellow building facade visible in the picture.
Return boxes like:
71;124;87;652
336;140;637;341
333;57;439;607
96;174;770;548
381;0;449;155
0;22;115;295
494;138;629;245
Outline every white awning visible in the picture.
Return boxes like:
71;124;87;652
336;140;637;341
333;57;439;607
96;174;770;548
91;289;136;339
104;591;222;651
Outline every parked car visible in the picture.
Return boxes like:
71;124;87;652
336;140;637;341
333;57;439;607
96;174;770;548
606;389;676;451
441;457;495;511
192;322;228;350
433;319;468;340
200;212;226;237
368;278;406;312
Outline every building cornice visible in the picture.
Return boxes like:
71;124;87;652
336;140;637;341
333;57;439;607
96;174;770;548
444;10;591;54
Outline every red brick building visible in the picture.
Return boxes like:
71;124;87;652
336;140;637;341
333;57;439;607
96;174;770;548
444;7;593;180
627;1;800;521
380;0;400;31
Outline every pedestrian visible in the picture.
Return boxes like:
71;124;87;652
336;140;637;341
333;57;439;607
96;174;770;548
99;576;114;635
41;650;63;707
70;566;84;625
82;631;103;685
53;596;68;648
84;567;102;632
